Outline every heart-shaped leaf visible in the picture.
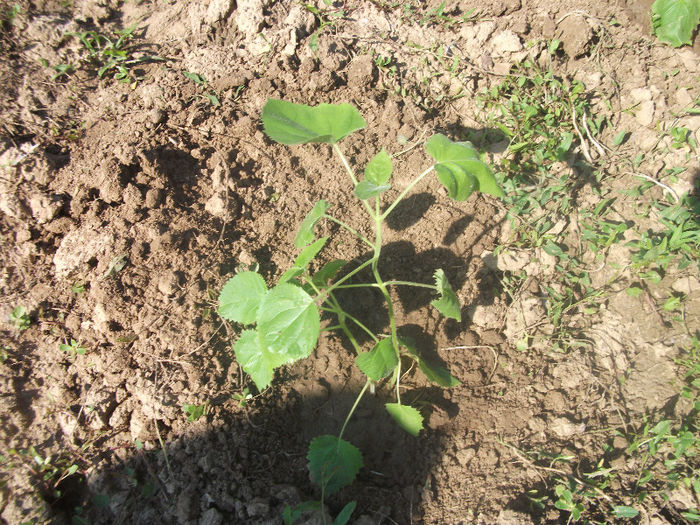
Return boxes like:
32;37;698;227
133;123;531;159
308;435;363;496
431;269;461;321
385;403;423;436
295;200;329;249
356;338;398;381
425;133;503;200
262;99;366;145
218;271;267;325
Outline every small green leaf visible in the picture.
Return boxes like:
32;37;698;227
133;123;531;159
385;403;423;436
364;148;393;184
652;0;700;47
548;39;561;54
262;99;366;145
258;283;320;361
280;237;329;284
401;337;460;387
613;130;628;146
663;295;682;311
218;271;268;325
295;200;329;249
354;180;392;200
555;131;574;160
308;435;363;496
425;133;503;200
356;338;398;381
333;501;357;525
613;506;639;518
312;259;347;288
626;286;643;297
431;269;461;321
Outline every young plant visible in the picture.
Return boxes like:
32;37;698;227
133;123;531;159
9;305;30;331
59;339;86;358
218;99;502;509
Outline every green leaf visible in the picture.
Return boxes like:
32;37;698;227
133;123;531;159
425;133;503;200
364;148;393;184
233;329;282;389
613;506;639;518
279;237;329;284
295;200;329;249
307;435;363;496
258;283;320;361
354;180;392;200
312;259;347;289
333;501;357;525
262;99;366;145
652;0;700;47
218;271;268;325
431;269;461;321
555;131;574;160
356;338;398;381
385;403;423;436
400;337;460;387
613;130;628;146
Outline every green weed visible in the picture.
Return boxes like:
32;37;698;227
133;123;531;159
59;339;86;358
9;305;30;330
183;71;220;107
67;25;163;84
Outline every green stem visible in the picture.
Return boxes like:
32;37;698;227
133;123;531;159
323;258;373;296
338;380;371;441
333;280;437;290
323;214;374;248
370;214;402;403
333;143;375;219
381;165;434;221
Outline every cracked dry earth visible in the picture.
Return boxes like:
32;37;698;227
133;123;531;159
1;0;699;524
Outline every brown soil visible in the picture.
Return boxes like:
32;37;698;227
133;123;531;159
1;1;698;524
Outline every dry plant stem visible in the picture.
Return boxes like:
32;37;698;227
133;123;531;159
629;172;680;203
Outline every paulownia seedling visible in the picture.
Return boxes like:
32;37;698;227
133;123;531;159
218;99;503;517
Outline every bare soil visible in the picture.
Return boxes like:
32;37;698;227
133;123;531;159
1;1;699;524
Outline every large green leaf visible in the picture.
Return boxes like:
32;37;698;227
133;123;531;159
218;271;267;325
431;269;461;321
233;329;288;389
262;99;366;145
258;283;320;361
279;237;328;284
652;0;700;47
308;435;363;496
385;403;423;436
295;200;328;249
355;338;398;381
425;134;503;200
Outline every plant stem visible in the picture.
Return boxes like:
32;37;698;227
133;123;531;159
326;292;378;343
323;214;374;248
338;380;371;441
333;280;437;290
323;258;373;296
333;143;376;219
381;165;434;221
